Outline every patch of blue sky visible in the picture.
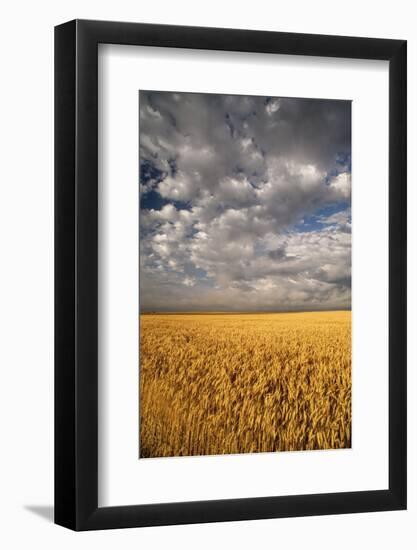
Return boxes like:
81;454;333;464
185;265;212;284
140;158;190;211
292;201;350;233
324;152;351;185
140;159;165;185
140;189;191;212
335;151;351;171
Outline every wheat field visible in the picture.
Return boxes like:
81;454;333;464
139;311;351;458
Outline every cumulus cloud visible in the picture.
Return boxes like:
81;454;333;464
139;91;351;311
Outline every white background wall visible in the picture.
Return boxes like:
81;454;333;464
0;1;415;548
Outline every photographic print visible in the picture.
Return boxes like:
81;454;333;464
139;91;351;459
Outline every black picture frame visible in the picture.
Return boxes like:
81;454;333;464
55;19;407;531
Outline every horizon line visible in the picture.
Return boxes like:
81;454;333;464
140;308;351;315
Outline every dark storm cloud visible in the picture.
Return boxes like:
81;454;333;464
139;91;351;311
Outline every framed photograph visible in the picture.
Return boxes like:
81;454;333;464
55;19;406;530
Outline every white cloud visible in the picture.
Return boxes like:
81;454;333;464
139;92;351;311
329;172;351;199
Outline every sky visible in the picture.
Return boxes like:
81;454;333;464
139;91;351;312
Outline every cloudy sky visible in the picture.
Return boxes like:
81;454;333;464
139;91;351;312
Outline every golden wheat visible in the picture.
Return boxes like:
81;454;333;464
139;311;351;458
